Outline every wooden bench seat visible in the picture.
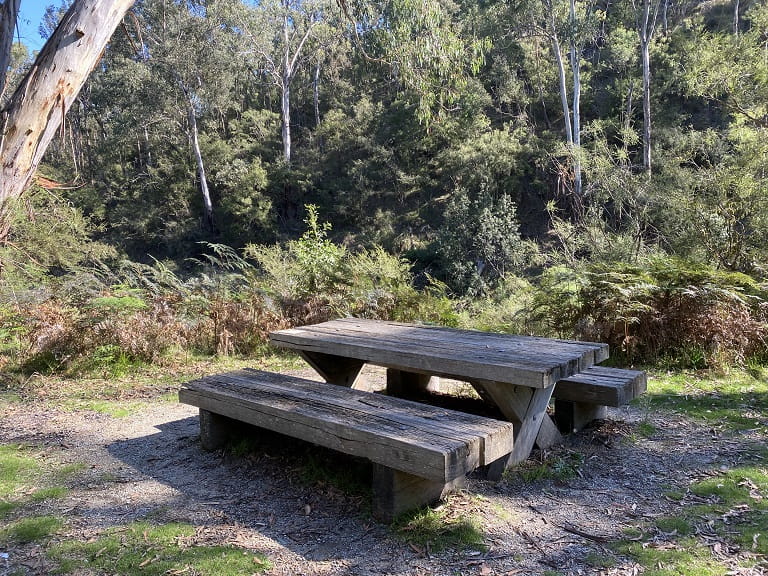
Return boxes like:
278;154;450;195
552;366;647;432
179;369;514;522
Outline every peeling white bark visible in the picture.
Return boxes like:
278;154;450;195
0;0;135;241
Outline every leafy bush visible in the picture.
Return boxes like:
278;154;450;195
532;256;768;366
246;205;458;326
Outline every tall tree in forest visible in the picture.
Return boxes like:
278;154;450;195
0;0;135;244
541;0;598;199
633;0;660;175
223;0;333;164
126;0;242;233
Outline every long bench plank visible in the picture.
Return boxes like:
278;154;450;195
179;369;514;483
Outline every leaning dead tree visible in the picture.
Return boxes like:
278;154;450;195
0;0;135;243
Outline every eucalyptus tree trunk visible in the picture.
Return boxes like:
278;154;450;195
281;8;292;164
636;0;659;176
180;82;215;232
641;38;652;174
0;0;21;98
281;68;292;164
0;0;135;243
548;7;573;146
546;0;582;199
314;63;321;128
569;0;582;199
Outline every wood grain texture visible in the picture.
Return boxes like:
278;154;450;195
299;351;364;388
552;366;647;406
371;464;465;522
179;369;514;483
270;318;609;388
473;380;557;465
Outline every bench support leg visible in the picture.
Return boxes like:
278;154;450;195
300;351;364;388
386;369;440;398
372;464;465;523
199;409;234;451
471;381;561;465
554;400;608;433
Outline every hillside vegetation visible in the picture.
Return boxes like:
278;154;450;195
2;0;768;372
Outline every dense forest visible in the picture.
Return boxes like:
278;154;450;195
2;0;768;372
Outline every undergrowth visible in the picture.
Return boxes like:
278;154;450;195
2;206;768;377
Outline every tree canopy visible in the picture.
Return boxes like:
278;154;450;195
2;0;768;294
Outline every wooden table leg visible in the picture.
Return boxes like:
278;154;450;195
386;369;438;398
299;351;365;388
471;380;561;465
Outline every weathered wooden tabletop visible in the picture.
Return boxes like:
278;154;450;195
269;318;609;388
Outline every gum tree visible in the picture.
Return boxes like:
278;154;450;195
0;0;135;244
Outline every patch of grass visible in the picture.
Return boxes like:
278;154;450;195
655;516;693;535
0;515;63;544
585;551;616;568
646;369;768;433
622;526;644;539
49;522;270;575
688;466;768;554
60;398;137;418
663;489;686;502
393;506;486;553
53;462;87;481
29;486;69;501
0;501;18;518
513;451;584;483
0;444;39;498
9;354;301;407
636;420;657;437
616;538;728;576
616;464;768;574
0;443;85;521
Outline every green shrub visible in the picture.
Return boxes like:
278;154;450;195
246;205;458;326
532;256;768;366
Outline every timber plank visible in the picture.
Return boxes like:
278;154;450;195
553;366;647;406
300;318;609;364
179;370;514;481
222;369;510;443
270;320;608;387
288;319;608;365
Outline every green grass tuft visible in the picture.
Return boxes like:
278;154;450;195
688;466;768;554
617;463;768;573
49;522;270;575
393;505;486;553
617;538;728;576
646;370;768;433
0;515;63;544
514;451;584;483
0;444;39;498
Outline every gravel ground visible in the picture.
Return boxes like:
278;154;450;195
0;367;765;575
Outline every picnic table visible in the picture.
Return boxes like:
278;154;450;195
181;317;645;519
269;318;611;467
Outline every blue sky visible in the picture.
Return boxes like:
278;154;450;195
16;1;49;52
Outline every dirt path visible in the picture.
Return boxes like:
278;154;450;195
0;371;764;575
